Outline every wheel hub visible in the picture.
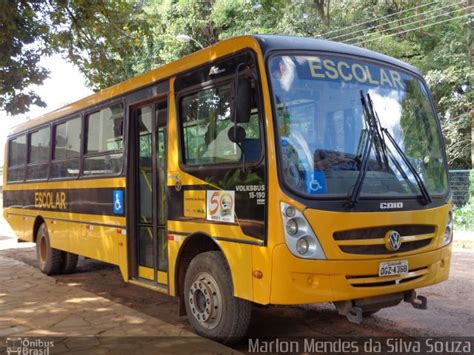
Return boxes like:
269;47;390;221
39;233;47;262
188;272;222;329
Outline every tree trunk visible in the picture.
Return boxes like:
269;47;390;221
312;0;330;27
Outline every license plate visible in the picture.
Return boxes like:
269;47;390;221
378;260;408;277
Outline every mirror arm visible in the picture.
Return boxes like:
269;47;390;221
236;141;246;173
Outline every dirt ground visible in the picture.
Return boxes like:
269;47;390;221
1;244;473;351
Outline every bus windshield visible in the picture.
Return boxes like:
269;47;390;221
268;54;448;199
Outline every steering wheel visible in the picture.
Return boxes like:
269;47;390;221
314;149;358;171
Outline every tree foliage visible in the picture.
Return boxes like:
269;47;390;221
0;0;49;115
1;0;472;167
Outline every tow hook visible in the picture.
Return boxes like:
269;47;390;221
334;301;363;324
335;291;423;324
346;307;363;324
404;290;428;310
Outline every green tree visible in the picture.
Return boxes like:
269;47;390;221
47;0;153;90
324;0;472;168
0;0;49;115
2;0;471;169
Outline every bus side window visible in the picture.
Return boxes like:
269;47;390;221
26;127;50;180
7;134;27;182
180;81;261;166
52;116;81;179
84;103;124;176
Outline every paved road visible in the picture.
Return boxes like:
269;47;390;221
0;255;233;354
1;236;473;351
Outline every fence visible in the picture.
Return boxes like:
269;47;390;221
449;169;473;207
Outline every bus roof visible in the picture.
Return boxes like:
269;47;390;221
9;34;420;136
253;35;419;74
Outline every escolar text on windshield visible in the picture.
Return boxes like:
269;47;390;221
307;57;405;90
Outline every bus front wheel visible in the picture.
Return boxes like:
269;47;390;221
184;251;251;344
36;223;64;275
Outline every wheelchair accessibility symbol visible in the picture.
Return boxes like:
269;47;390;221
310;178;322;191
113;190;124;215
306;171;327;194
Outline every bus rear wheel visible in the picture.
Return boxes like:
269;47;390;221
184;251;251;344
36;223;64;275
62;252;79;274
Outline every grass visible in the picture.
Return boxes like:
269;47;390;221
453;170;474;232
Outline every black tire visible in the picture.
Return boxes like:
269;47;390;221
36;223;64;275
62;252;79;274
184;251;251;344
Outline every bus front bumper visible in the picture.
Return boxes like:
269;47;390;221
269;243;452;305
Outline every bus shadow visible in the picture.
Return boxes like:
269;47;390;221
1;246;408;350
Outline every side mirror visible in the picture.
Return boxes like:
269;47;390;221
233;77;252;123
228;125;246;144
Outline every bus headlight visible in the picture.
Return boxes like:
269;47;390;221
281;202;326;259
286;219;298;235
284;206;296;218
442;206;454;246
296;237;309;255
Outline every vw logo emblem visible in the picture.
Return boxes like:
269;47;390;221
385;230;402;251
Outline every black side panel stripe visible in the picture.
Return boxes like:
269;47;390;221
167;181;266;241
3;188;125;217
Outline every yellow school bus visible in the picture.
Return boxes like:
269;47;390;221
3;35;452;343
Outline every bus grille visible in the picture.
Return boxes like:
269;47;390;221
346;267;429;288
333;225;435;255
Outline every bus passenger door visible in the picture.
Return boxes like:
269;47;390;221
133;99;168;287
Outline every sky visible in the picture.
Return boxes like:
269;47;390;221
0;55;93;165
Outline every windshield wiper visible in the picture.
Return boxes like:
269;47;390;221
364;93;418;196
366;94;389;171
364;93;416;195
366;93;432;205
349;91;432;206
380;128;432;205
347;92;376;206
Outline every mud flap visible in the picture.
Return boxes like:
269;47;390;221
178;293;186;316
